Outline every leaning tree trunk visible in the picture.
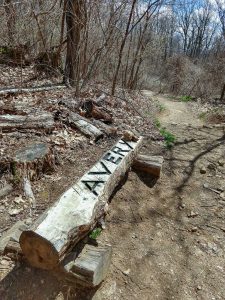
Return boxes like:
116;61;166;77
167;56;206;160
220;83;225;102
64;0;86;95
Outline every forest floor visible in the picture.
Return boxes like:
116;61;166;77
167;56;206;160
0;87;225;300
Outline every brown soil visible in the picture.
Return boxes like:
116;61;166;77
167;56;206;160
1;92;225;300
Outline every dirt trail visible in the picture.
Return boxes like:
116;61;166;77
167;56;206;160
1;92;225;300
142;90;203;127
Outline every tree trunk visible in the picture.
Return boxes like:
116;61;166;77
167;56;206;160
64;0;86;95
4;0;16;45
220;83;225;102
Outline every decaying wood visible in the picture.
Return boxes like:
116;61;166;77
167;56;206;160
80;100;112;123
63;244;112;287
0;113;55;132
133;155;164;177
68;111;104;141
92;119;117;136
0;184;13;199
0;84;65;96
0;221;27;255
95;93;107;105
59;98;79;111
14;143;55;180
20;137;143;270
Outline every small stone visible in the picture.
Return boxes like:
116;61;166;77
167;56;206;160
187;211;199;218
218;160;224;167
14;196;24;205
0;259;10;266
122;269;131;276
197;285;202;291
178;203;185;210
25;218;33;225
207;163;216;171
8;208;22;216
200;167;206;174
191;226;198;232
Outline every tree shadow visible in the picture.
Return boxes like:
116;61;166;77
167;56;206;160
134;170;159;188
176;133;225;193
0;260;100;300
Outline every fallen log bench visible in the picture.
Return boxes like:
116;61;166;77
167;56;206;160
133;155;164;177
63;244;112;287
20;137;143;270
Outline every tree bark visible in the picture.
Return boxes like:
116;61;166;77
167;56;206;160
220;83;225;102
67;111;104;141
0;113;55;132
64;0;86;95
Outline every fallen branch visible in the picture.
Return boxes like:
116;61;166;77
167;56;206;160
92;119;117;136
0;113;55;132
0;84;65;96
20;137;143;270
67;111;104;141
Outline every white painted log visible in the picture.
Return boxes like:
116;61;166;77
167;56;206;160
63;244;112;287
133;155;164;177
0;184;13;199
20;137;143;270
0;113;55;132
68;111;104;141
0;84;65;95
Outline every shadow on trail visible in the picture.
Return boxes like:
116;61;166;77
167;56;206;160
176;133;225;193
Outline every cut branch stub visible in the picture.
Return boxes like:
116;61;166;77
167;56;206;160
13;143;55;180
20;137;143;270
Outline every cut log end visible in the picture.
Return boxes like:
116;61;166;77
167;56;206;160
64;244;112;287
19;231;59;270
133;155;164;177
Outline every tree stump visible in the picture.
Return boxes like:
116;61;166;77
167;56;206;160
13;143;55;181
